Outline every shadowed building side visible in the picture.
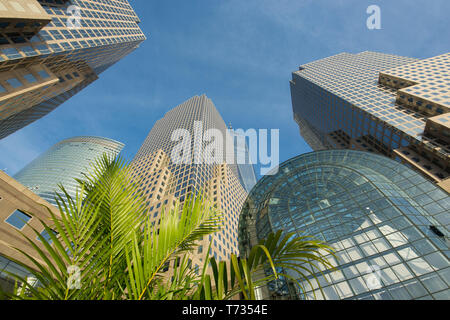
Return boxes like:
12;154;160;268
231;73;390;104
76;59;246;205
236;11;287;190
290;52;450;193
0;0;146;139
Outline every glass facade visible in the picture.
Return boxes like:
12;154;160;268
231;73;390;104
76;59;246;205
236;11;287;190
239;150;449;300
0;254;31;294
290;52;450;192
229;128;258;193
0;0;146;139
14;136;124;205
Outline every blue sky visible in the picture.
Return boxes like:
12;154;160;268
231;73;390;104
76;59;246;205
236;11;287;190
0;0;449;178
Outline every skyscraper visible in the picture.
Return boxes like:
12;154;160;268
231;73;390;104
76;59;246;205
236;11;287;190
290;52;450;193
14;136;124;205
131;95;248;275
229;128;258;193
239;150;449;300
0;0;145;139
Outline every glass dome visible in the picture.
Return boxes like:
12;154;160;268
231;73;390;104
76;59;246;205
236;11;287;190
14;136;124;206
239;150;449;300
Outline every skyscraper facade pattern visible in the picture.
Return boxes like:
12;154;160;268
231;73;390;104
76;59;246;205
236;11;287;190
14;136;124;205
229;128;258;193
239;150;449;300
0;0;145;139
290;51;450;192
131;95;248;275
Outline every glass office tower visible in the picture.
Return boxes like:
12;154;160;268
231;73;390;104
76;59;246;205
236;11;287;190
239;150;449;300
131;95;248;275
0;0;146;139
14;136;124;205
229;128;258;193
290;52;450;193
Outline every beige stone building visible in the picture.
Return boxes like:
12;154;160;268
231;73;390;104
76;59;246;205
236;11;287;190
0;0;145;139
0;169;59;293
131;95;249;279
379;53;450;191
291;52;450;193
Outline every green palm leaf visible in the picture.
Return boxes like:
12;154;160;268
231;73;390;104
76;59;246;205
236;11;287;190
0;153;336;301
124;192;222;300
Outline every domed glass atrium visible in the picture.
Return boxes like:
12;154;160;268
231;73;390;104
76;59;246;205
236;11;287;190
239;150;449;300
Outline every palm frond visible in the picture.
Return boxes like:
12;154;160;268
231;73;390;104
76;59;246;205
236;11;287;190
191;230;336;300
0;153;336;301
124;192;222;300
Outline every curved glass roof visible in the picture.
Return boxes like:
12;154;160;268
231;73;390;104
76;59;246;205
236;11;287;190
239;150;449;300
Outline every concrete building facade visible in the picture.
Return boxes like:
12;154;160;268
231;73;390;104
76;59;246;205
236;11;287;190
0;169;59;294
0;0;145;139
131;95;248;276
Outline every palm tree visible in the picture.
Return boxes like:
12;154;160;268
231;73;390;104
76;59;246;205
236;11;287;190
0;155;336;300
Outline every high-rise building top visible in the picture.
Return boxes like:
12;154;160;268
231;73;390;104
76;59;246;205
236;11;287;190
131;95;248;275
14;136;124;205
0;0;146;139
134;94;239;188
229;128;258;193
290;51;450;192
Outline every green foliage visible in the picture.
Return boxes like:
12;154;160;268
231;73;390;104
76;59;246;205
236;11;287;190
192;230;336;300
0;155;335;300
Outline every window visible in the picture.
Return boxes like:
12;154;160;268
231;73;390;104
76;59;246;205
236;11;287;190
36;44;51;54
49;43;62;52
5;210;32;230
6;78;22;88
49;30;63;40
60;42;72;50
38;30;53;41
23;74;38;83
20;46;37;57
37;229;58;244
37;70;50;79
1;47;22;59
194;264;199;275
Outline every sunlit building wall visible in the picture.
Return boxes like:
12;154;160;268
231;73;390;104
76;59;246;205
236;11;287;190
0;0;146;139
131;95;248;276
290;52;450;192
